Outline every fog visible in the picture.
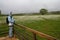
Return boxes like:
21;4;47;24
0;0;60;14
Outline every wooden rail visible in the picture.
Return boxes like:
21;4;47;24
0;23;57;40
14;23;57;40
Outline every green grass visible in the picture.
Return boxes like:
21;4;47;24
16;17;60;40
0;16;8;37
0;26;8;37
0;15;60;40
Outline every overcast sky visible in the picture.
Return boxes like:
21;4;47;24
0;0;60;14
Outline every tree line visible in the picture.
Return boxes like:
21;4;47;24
0;9;60;15
0;10;1;15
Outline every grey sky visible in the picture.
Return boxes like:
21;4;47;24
0;0;60;14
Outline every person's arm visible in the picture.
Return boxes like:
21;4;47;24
8;16;11;23
11;17;15;23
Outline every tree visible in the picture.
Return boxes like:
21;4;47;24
40;8;48;15
0;10;1;15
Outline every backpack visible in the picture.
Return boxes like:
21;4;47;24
6;17;9;24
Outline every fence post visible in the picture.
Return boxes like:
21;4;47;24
33;32;37;40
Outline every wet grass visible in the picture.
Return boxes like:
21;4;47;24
0;15;60;40
16;17;60;40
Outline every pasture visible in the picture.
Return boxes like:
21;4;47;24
0;15;60;40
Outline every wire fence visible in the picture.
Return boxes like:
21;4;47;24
14;23;57;40
14;25;34;40
0;23;57;40
0;23;8;37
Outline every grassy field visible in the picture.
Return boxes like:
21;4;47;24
0;15;60;40
0;16;8;37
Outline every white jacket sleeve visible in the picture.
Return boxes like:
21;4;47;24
8;16;14;23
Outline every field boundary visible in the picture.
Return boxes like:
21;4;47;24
14;23;57;40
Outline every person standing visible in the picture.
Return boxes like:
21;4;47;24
7;12;15;38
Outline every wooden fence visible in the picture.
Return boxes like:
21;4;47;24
0;23;57;40
14;23;57;40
